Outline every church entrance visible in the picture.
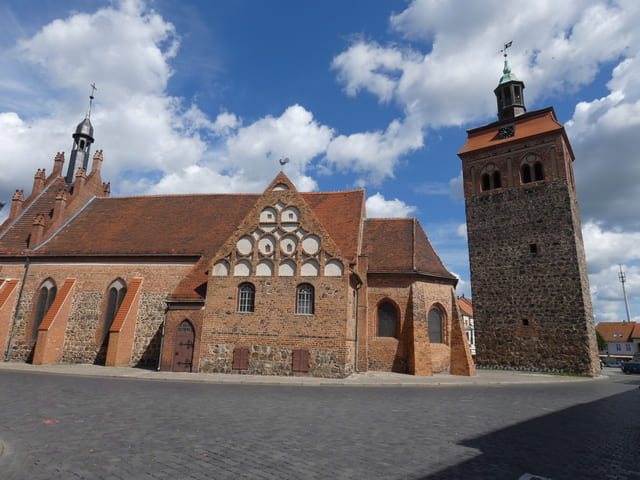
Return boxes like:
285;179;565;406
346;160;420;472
172;320;195;372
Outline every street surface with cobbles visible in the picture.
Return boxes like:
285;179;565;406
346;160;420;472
0;367;639;479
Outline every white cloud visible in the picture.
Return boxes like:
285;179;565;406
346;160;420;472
365;192;416;218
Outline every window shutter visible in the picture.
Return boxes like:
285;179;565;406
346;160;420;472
232;346;250;370
292;349;310;372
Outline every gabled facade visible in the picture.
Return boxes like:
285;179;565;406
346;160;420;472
596;322;640;361
457;295;475;356
0;111;474;378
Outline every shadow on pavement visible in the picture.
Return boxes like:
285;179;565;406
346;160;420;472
423;379;640;479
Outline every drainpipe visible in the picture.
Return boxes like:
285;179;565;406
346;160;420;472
4;256;30;361
350;269;363;373
156;303;169;371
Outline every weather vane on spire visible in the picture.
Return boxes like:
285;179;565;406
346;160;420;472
279;157;290;172
87;82;97;119
501;41;513;58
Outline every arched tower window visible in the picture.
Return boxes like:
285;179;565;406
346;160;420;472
238;283;255;313
377;301;398;338
481;174;491;192
428;307;444;344
534;161;544;181
32;279;57;341
99;279;127;345
521;164;532;184
296;284;314;315
492;171;502;189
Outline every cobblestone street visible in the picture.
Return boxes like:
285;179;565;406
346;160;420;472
1;369;639;479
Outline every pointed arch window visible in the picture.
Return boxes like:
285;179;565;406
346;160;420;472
99;279;127;345
534;162;544;181
32;279;57;341
492;171;502;189
521;164;532;184
296;284;314;315
238;283;255;313
481;173;491;192
377;301;398;338
428;308;444;344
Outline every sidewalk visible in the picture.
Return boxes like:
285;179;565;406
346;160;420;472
0;361;607;387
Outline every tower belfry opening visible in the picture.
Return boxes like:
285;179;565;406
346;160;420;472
65;84;97;184
494;42;526;122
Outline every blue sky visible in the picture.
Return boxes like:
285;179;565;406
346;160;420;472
1;0;640;323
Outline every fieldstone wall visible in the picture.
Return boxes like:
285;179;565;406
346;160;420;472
462;130;599;376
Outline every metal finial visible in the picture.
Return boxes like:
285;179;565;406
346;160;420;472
500;41;513;59
279;157;290;171
87;83;97;118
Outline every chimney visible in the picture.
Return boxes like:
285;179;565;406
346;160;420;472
32;169;46;197
9;190;24;221
52;152;65;177
51;189;67;226
103;182;111;197
90;150;103;176
30;213;46;247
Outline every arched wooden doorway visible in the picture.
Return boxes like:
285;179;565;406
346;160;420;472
172;320;195;372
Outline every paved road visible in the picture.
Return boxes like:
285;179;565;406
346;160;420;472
1;369;638;479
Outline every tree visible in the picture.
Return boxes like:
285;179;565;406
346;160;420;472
596;330;607;351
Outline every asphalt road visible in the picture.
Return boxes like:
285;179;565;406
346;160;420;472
1;369;638;479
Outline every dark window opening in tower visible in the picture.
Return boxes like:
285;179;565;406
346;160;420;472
534;162;544;181
481;174;491;191
497;91;503;109
529;243;538;256
521;164;532;184
492;171;501;188
79;140;85;150
514;85;522;103
522;318;529;326
505;87;512;105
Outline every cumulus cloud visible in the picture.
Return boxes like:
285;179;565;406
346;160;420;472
366;192;416;218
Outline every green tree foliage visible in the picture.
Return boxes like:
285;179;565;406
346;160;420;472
596;330;607;351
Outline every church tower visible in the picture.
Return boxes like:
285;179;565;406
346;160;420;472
65;87;96;183
458;49;600;376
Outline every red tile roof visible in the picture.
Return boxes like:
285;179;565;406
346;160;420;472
458;295;473;316
596;322;636;342
631;323;640;340
458;107;568;156
363;218;455;280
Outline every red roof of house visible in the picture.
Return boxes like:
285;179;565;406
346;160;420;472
596;322;637;342
363;218;455;280
457;295;473;316
632;323;640;340
458;107;569;157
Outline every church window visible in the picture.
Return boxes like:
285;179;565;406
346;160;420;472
428;308;444;343
521;164;532;184
534;161;544;181
296;284;314;314
377;301;398;338
492;171;502;189
31;279;57;341
238;283;255;312
99;279;127;345
481;174;491;192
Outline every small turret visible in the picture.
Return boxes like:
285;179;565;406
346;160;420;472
493;42;526;121
52;152;65;178
66;85;97;183
9;190;24;221
32;169;46;197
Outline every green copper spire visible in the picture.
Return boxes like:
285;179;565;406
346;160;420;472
499;59;519;84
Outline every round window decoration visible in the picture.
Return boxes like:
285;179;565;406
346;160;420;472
236;236;253;256
280;235;298;255
258;236;276;255
302;235;320;255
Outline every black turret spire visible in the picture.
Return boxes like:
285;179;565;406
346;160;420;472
65;84;97;184
493;42;526;121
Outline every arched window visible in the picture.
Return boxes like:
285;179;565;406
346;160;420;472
521;164;532;184
99;279;127;345
492;171;502;189
32;279;57;341
428;308;444;343
377;301;398;338
238;283;255;313
481;173;491;192
534;161;544;181
296;284;314;314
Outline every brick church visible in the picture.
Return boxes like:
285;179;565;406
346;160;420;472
0;97;474;377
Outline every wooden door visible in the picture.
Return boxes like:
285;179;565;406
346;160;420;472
172;320;195;372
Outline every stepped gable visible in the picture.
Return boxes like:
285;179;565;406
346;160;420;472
458;107;568;155
0;177;68;254
363;217;455;280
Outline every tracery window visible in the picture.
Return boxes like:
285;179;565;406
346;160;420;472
238;283;255;313
32;279;57;341
377;301;398;338
296;284;314;315
428;307;444;343
99;279;127;345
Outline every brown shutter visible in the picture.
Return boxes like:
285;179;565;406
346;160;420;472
292;349;310;372
232;346;250;370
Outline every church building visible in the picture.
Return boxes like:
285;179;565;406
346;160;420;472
458;50;600;376
0;97;474;378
